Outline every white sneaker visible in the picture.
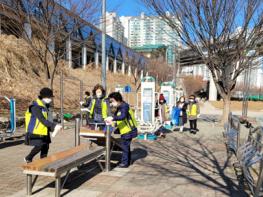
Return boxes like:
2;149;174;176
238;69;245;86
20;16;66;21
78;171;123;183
179;127;184;132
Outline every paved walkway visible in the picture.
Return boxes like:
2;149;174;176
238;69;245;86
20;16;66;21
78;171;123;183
0;121;248;197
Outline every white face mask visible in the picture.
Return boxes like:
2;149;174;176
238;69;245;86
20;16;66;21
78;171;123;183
96;93;102;98
110;102;118;107
42;98;52;104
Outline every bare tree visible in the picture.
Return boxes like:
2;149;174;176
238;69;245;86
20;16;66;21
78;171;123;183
146;56;173;83
142;0;263;122
1;0;100;88
182;75;206;97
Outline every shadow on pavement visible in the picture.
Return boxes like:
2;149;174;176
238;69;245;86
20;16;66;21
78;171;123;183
32;160;101;196
135;136;248;197
0;139;24;149
132;148;148;164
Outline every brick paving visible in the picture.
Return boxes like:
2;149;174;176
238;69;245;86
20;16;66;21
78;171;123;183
0;121;249;197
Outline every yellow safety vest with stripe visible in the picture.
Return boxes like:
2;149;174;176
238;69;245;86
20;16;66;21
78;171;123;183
25;99;48;136
188;104;198;116
116;108;137;135
89;98;108;119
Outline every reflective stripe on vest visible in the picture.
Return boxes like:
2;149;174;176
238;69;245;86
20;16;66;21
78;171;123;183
25;99;48;136
89;98;108;119
116;109;137;135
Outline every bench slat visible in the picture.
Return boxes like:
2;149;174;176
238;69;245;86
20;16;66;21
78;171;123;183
44;147;105;173
22;144;88;171
80;128;105;137
55;148;105;176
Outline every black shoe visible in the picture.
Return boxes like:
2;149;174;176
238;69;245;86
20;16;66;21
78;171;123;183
118;163;129;168
24;158;32;163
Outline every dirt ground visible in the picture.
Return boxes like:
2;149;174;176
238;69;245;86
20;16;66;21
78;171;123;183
210;101;263;111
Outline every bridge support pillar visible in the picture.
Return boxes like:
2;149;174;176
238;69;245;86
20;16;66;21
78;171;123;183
48;39;55;53
209;74;217;101
128;65;131;76
24;22;32;40
122;62;125;74
106;56;109;71
66;38;72;68
95;51;99;69
134;68;138;78
82;46;87;69
113;59;117;73
140;70;144;80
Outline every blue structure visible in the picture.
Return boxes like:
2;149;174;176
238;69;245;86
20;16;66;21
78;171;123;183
0;0;147;74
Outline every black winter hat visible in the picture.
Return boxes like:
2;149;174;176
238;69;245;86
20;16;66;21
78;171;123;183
39;87;54;98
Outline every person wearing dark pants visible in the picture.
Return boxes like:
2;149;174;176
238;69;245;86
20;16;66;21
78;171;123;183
188;95;200;134
24;88;61;163
121;138;132;166
106;92;138;168
26;143;49;160
189;119;197;132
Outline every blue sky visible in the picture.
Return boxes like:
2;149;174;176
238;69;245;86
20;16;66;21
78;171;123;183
107;0;150;16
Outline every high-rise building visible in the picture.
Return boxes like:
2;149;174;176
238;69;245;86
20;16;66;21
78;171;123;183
119;16;131;45
101;12;125;44
120;12;180;65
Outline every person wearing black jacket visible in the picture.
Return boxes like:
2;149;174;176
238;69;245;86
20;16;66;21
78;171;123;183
81;91;92;125
24;88;61;163
106;92;137;168
178;96;188;132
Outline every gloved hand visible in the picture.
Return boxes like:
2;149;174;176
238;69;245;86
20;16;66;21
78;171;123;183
52;124;62;138
105;116;114;125
81;108;90;112
80;101;84;105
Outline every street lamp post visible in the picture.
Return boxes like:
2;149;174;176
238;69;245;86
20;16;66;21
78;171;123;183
101;0;106;90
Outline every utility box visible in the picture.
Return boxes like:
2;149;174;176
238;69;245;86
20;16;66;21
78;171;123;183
141;76;155;124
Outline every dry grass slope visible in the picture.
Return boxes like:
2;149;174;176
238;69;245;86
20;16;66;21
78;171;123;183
0;35;136;116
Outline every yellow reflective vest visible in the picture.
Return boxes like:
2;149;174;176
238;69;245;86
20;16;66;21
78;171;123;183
89;98;108;120
188;103;198;116
116;108;137;135
25;99;48;136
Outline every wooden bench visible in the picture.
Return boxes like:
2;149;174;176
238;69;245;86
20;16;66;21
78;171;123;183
22;144;105;197
234;126;263;197
223;112;240;156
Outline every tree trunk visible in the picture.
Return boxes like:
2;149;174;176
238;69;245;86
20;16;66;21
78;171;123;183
222;96;231;124
44;62;50;81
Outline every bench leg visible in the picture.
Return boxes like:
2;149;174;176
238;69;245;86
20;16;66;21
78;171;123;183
55;177;61;197
26;174;32;196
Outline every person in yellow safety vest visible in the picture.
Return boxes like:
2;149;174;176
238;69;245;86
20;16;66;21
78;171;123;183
188;95;200;134
106;92;138;168
88;84;110;129
24;88;62;163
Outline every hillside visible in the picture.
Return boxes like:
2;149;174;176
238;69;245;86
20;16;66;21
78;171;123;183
0;35;137;116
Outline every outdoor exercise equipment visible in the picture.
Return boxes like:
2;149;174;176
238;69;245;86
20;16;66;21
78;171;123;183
0;96;16;141
160;81;176;111
141;76;156;124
